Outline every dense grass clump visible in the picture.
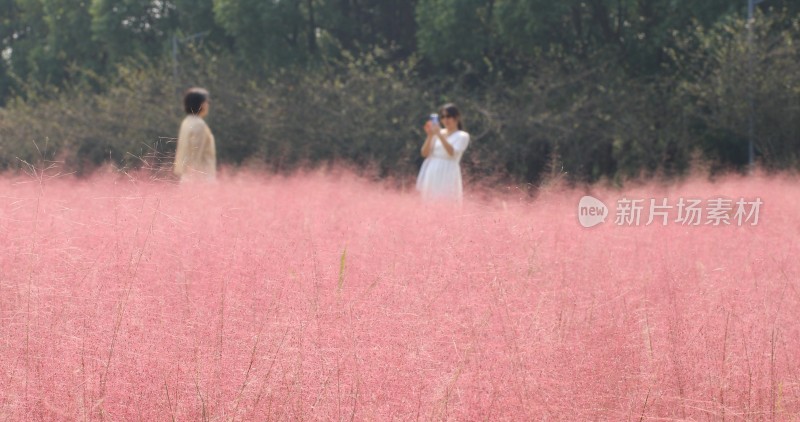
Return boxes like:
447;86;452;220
0;169;798;419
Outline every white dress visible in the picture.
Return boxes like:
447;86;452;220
416;130;470;202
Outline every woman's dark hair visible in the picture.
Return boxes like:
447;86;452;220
183;87;209;115
439;103;463;130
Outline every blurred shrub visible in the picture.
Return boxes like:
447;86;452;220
667;9;800;173
2;11;800;185
0;60;176;176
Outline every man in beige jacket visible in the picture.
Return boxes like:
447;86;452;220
174;87;216;182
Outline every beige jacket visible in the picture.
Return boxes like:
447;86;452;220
174;115;216;181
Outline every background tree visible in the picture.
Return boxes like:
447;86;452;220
0;0;22;102
321;0;418;59
212;0;318;68
89;0;177;66
415;0;493;71
1;0;799;184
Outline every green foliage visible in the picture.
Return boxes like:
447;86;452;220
415;0;490;68
667;9;800;171
38;0;100;83
172;0;226;44
0;51;428;178
89;0;177;64
212;0;317;68
0;59;175;173
313;1;418;61
3;0;47;85
2;1;800;184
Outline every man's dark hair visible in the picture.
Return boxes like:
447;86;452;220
183;88;209;115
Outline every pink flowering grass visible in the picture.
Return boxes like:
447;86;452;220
0;168;798;420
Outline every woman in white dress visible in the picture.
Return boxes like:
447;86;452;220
416;103;470;202
173;87;217;183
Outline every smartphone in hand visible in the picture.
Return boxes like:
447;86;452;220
429;113;440;128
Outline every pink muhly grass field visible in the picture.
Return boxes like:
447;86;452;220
0;169;798;420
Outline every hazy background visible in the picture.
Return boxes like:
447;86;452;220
1;0;799;184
